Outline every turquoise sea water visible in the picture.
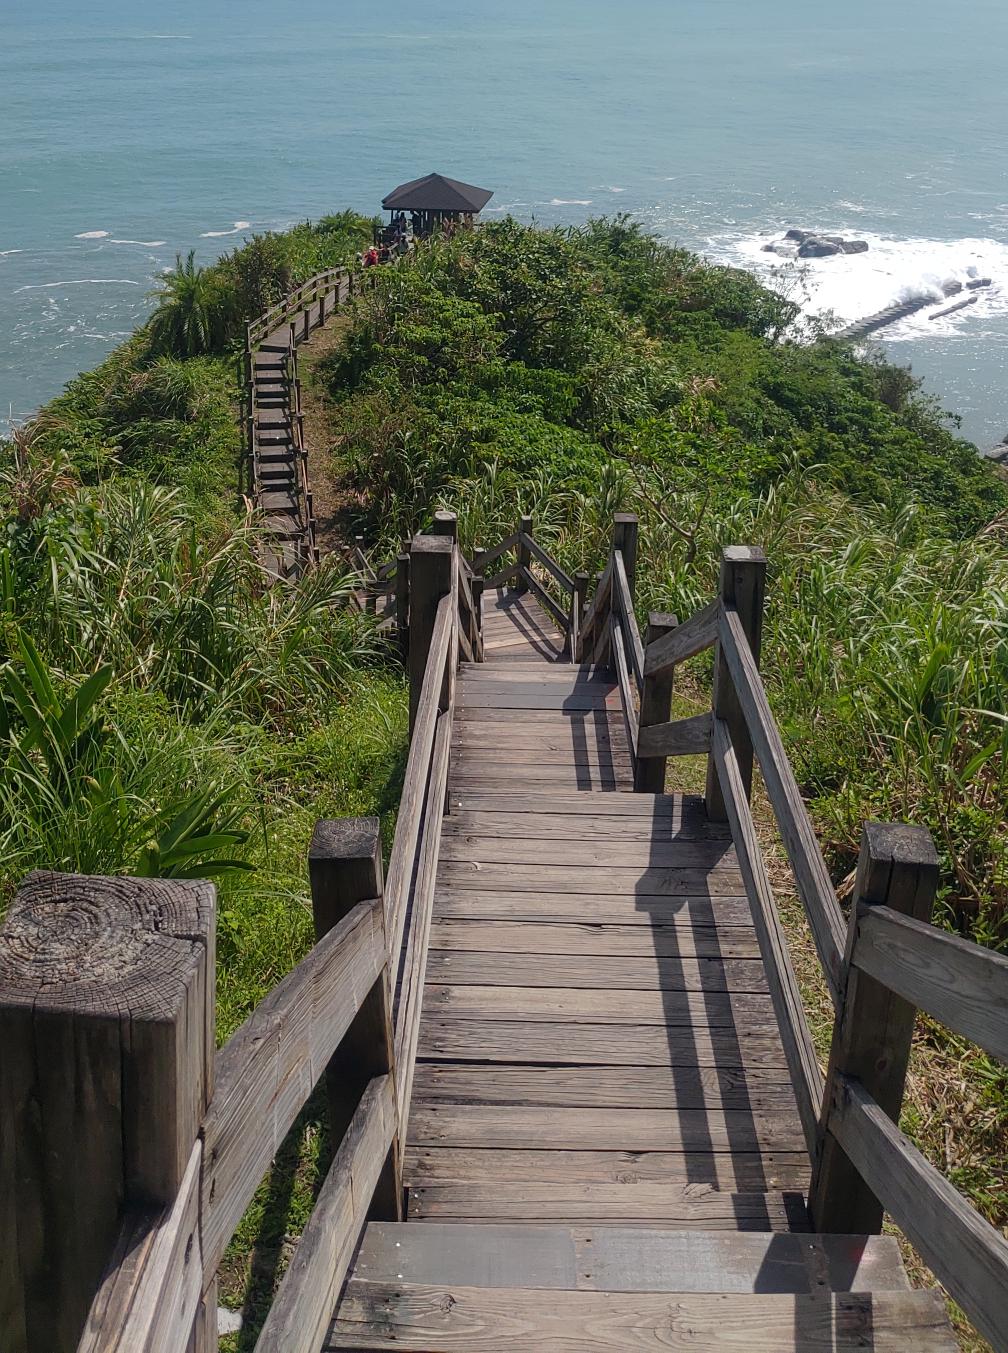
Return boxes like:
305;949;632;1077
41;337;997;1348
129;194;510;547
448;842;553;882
3;0;1007;447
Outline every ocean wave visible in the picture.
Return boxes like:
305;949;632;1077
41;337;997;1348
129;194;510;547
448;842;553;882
75;231;110;240
15;278;141;292
0;249;24;257
550;199;592;206
109;238;167;247
200;220;251;238
707;229;1008;340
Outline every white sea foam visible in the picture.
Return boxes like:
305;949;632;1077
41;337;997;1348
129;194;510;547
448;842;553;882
75;230;110;239
109;238;167;247
607;186;626;193
0;249;24;257
707;229;1008;340
550;199;592;206
200;220;251;237
15;278;141;292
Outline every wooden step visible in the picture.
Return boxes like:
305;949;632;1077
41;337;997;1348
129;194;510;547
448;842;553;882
327;1284;955;1350
349;1222;910;1294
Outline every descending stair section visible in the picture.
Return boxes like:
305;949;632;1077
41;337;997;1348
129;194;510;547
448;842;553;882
326;587;958;1352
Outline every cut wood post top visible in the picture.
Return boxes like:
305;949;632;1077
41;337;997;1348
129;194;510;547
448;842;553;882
850;822;940;917
410;533;455;558
612;513;639;600
0;869;215;1026
309;817;384;935
432;509;459;541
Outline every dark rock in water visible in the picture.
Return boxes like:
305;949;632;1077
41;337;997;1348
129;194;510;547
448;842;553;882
840;240;869;254
798;236;843;258
942;280;963;297
785;228;813;242
966;277;992;290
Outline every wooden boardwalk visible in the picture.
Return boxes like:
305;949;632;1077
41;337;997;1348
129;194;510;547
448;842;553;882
326;588;955;1349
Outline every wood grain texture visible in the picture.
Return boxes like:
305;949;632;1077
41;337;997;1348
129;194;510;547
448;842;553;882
431;889;756;927
327;1283;956;1351
420;983;776;1025
643;597;719;677
424;951;769;992
428;917;760;958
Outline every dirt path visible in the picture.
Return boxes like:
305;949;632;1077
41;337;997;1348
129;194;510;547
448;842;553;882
293;313;355;559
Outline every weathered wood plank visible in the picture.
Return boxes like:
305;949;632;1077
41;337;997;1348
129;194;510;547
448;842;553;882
827;1075;1008;1353
201;897;384;1271
408;1104;806;1153
418;1018;790;1069
404;1146;810;1191
853;902;1008;1063
718;604;846;1002
253;1076;396;1353
406;1184;808;1228
610;615;639;758
612;549;645;689
428;918;761;958
643;597;719;677
713;720;824;1156
352;1221;909;1294
409;1063;796;1110
327;1284;956;1351
424;951;769;993
422;982;777;1025
637;711;713;757
78;1143;203;1353
432;889;756;927
438;835;735;870
446;791;715;820
436;861;747;895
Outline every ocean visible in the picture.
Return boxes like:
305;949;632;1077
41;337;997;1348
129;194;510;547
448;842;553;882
3;0;1007;450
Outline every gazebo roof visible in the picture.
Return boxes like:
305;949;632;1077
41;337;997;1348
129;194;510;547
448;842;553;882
382;173;494;213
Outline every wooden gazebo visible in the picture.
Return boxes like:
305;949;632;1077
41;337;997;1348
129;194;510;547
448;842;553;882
382;172;493;237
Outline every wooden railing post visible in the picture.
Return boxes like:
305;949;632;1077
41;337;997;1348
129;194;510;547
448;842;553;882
0;873;215;1353
705;545;766;821
472;546;486;638
613;512;639;600
395;551;410;662
634;611;679;792
408;534;453;732
308;819;403;1221
515;514;533;594
809;822;939;1234
432;508;458;542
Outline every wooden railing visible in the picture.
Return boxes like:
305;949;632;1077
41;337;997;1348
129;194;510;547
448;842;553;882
0;519;480;1353
246;267;355;349
470;513;581;651
582;521;1008;1350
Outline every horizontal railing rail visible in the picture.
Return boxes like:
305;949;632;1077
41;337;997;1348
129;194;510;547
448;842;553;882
471;515;575;647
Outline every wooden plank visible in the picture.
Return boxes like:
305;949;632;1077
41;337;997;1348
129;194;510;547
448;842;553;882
577;555;613;643
718;605;846;1003
408;1104;805;1153
441;809;730;842
387;592;452;960
519;533;576;594
828;1075;1008;1353
455;691;616;710
418;1019;790;1069
475;530;522;575
452;706;621;725
352;1221;909;1294
612;548;645;688
395;710;452;1142
432;889;756;927
637;711;712;757
78;1143;203;1353
200;898;384;1271
449;767;627;787
424;952;769;993
328;1284;956;1351
610;615;638;758
409;1063;796;1110
404;1146;810;1191
853;902;1008;1062
422;983;777;1025
436;861;747;895
428;918;761;958
713;720;823;1156
253;1076;396;1353
406;1184;808;1228
446;790;715;819
438;835;735;870
643;597;718;677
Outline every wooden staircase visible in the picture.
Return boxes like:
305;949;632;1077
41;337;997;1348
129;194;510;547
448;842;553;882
323;588;958;1351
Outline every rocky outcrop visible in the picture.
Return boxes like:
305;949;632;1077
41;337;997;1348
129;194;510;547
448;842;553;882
763;230;869;259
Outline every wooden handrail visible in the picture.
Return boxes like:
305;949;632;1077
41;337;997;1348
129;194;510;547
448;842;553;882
852;903;1008;1063
519;531;575;595
718;602;846;1005
643;597;718;677
612;548;644;689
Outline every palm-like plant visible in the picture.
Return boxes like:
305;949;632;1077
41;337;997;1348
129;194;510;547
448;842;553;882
147;251;231;358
